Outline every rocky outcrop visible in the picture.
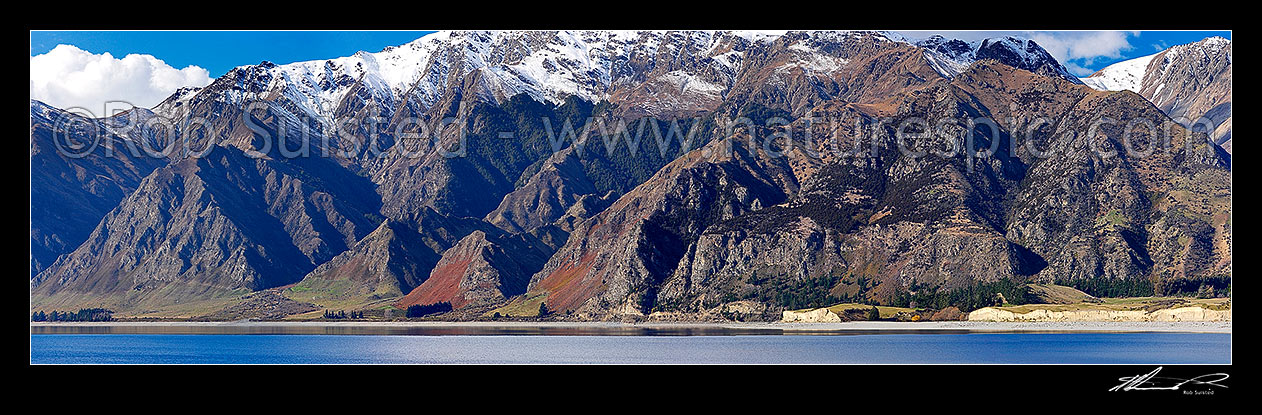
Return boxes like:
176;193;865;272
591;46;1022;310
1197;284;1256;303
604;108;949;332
1149;306;1232;322
397;228;552;308
967;306;1230;322
297;218;450;300
782;307;842;323
485;148;599;233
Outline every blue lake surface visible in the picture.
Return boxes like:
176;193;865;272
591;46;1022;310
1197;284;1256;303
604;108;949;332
30;332;1231;364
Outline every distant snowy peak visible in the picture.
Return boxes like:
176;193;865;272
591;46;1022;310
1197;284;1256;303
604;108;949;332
1079;36;1232;152
1163;36;1231;62
915;35;1082;84
157;30;1094;124
1155;36;1233;75
1079;53;1156;92
1081;36;1232;93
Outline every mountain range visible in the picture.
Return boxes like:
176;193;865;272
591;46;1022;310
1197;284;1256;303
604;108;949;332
30;31;1231;320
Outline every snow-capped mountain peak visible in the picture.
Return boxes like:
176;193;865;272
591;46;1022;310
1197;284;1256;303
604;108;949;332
1082;36;1233;93
158;30;780;123
1079;35;1232;153
151;30;1093;127
914;34;1081;83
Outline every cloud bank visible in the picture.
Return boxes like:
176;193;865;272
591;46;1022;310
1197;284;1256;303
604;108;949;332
1026;31;1137;76
30;44;212;115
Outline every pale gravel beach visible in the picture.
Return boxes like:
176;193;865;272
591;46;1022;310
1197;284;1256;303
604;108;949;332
30;320;1232;334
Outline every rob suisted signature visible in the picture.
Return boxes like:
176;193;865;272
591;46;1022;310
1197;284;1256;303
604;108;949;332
1110;366;1229;392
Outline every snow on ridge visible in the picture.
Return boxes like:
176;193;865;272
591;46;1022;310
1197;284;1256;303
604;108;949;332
1202;36;1230;48
162;30;1129;122
220;31;872;105
908;34;1079;82
172;30;1089;122
730;30;788;43
779;40;849;74
1164;35;1232;64
922;49;969;78
659;70;724;95
1081;35;1231;94
1079;53;1157;92
195;30;1015;122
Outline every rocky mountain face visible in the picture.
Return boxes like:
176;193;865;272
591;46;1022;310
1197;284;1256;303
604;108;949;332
32;143;381;311
31;30;1232;319
1081;36;1232;153
30;101;166;277
959;62;1231;295
655;80;1044;313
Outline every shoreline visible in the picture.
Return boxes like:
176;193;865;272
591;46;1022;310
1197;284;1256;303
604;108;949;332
29;320;1232;334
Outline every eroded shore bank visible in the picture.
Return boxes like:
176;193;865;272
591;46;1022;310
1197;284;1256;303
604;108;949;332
29;320;1232;334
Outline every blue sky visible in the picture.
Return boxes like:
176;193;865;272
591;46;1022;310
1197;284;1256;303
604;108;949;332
1127;31;1232;54
31;31;438;77
31;30;1231;77
29;30;1231;112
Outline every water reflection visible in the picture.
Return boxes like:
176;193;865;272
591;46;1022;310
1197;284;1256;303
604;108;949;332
30;324;797;336
30;332;1232;364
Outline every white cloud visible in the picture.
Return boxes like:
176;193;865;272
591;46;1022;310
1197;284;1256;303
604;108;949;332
1064;62;1096;77
30;44;212;116
1027;31;1135;65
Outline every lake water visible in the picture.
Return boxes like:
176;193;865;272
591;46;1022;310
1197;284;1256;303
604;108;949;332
29;332;1231;364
